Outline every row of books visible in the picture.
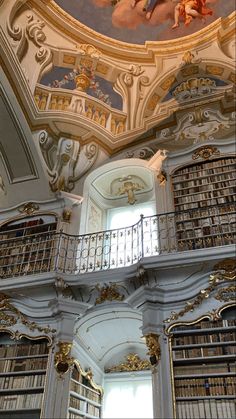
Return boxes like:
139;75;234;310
172;319;236;332
0;219;44;234
173;345;236;359
67;410;84;419
174;362;236;376
0;220;56;237
172;164;235;179
175;196;235;210
172;169;235;184
175;204;235;221
173;180;233;191
69;396;100;418
172;158;235;175
177;235;235;250
0;342;48;358
70;395;86;411
176;217;235;230
70;380;101;403
176;399;236;419
0;392;43;410
174;377;235;397
173;331;236;346
87;402;100;417
0;240;53;254
174;190;235;204
0;357;48;373
0;262;52;278
0;372;45;390
176;226;234;240
173;173;235;188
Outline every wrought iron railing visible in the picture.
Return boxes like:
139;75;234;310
0;204;235;278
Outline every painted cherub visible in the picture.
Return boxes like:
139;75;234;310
172;0;213;28
131;0;163;20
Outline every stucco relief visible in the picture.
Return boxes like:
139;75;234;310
38;131;98;192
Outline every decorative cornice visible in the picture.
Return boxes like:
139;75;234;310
18;202;40;215
214;285;236;302
192;145;220;160
30;1;236;58
74;360;103;394
164;259;236;323
105;353;151;373
0;293;56;335
166;302;236;334
95;284;125;305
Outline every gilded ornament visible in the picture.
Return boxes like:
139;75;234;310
206;65;224;76
192;146;220;160
164;258;236;323
63;55;76;65
160;76;176;91
73;360;103;394
182;51;195;65
157;170;167;186
181;66;199;77
173;78;216;101
54;342;74;376
96;63;109;75
75;74;90;92
228;72;236;84
116;181;144;205
147;93;160;111
18;202;39;215
105;353;151;373
214;286;236;302
0;293;56;335
95;284;124;305
144;333;161;365
62;208;72;223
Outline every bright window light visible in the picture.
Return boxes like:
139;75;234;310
102;374;153;419
108;202;156;230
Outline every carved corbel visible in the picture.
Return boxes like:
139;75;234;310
54;342;74;376
39;135;98;193
7;0;28;59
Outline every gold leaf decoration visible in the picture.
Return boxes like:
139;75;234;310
105;353;151;373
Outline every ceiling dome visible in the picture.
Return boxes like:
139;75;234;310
54;0;235;45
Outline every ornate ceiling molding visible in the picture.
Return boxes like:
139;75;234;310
30;1;236;59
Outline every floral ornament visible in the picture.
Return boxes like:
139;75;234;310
49;65;112;106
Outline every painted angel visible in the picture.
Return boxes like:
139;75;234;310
171;0;213;28
131;0;164;20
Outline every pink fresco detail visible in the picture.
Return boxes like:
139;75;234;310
92;0;218;30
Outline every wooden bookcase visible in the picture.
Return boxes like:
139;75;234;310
68;364;102;419
0;215;57;278
171;157;236;251
170;311;236;418
0;333;49;419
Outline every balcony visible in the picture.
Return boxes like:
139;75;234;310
34;84;127;135
0;203;235;279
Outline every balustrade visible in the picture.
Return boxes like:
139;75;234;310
34;84;127;135
0;204;234;278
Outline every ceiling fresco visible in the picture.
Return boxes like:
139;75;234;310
54;0;235;44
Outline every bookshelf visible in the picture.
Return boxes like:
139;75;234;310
0;215;57;278
171;157;236;251
0;332;49;419
170;309;236;418
68;364;102;419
